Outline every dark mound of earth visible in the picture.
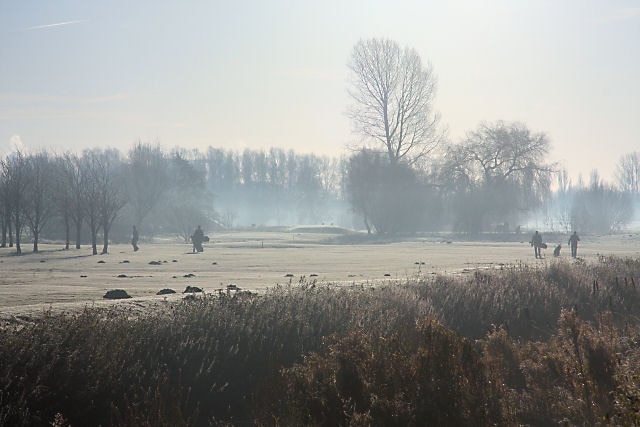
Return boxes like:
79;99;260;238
103;289;131;299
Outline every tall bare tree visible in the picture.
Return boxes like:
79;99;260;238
22;151;55;252
347;38;443;165
616;151;640;194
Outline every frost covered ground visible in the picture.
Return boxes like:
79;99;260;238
1;228;639;322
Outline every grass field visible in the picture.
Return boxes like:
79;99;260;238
2;228;639;320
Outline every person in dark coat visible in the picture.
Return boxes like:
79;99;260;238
568;231;580;258
192;225;205;253
531;231;543;259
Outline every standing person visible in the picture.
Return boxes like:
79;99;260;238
131;225;139;252
568;231;580;258
191;225;204;253
531;230;543;259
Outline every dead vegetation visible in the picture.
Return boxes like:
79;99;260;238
1;256;640;425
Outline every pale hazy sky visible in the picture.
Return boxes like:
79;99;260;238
1;1;638;183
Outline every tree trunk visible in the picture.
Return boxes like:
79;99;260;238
32;228;39;253
14;216;21;255
90;218;98;255
91;230;98;255
101;223;109;254
1;218;6;247
364;217;372;234
75;221;82;249
64;214;70;250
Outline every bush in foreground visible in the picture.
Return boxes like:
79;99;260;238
0;257;639;425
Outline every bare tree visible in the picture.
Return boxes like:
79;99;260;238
0;170;12;247
22;151;55;252
97;150;126;255
160;152;215;241
460;121;554;190
571;170;633;233
81;149;126;255
125;141;170;234
56;153;86;249
552;168;574;233
347;38;444;165
80;153;103;255
443;121;556;231
1;150;29;254
616;151;640;194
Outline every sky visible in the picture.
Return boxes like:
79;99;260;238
1;0;639;184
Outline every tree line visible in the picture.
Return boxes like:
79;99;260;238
0;144;355;255
1;137;637;257
0;145;212;254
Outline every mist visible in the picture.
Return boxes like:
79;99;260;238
1;140;638;257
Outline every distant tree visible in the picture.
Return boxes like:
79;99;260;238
315;155;345;224
98;150;126;254
616;151;640;194
267;147;288;224
52;156;72;249
22;151;56;252
0;169;12;247
438;143;483;232
443;121;556;232
345;149;428;234
56;153;85;249
160;151;216;241
241;149;258;187
345;150;375;233
1;150;29;254
292;155;325;224
347;38;444;166
206;148;240;224
268;147;287;189
125;141;170;234
81;149;126;255
80;154;102;255
207;147;238;194
571;170;633;233
550;168;574;233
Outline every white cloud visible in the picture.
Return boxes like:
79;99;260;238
22;20;87;31
0;93;129;105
